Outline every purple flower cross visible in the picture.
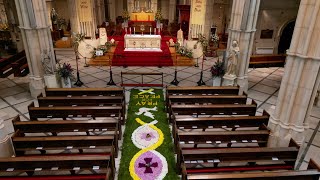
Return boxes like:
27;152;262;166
138;158;158;173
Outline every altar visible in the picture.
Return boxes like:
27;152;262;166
124;34;162;52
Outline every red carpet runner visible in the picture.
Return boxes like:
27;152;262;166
110;35;174;67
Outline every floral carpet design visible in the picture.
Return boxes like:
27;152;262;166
118;89;178;180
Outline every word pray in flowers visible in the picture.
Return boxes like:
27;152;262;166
134;89;161;106
136;107;157;119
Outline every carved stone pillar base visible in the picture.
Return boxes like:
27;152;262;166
237;75;248;94
222;74;237;86
29;76;45;98
268;115;306;147
0;112;14;157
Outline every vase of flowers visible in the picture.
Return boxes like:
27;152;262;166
122;10;130;27
155;10;162;28
211;33;220;47
210;59;225;86
57;63;74;88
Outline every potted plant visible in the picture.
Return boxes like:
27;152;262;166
177;46;193;58
57;63;74;88
210;59;225;86
210;33;219;47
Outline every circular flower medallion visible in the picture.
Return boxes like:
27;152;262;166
132;124;159;149
134;150;168;180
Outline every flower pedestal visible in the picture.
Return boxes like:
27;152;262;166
44;74;60;88
61;77;71;88
212;77;222;86
222;74;237;86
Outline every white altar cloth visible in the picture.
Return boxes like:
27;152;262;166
124;34;162;52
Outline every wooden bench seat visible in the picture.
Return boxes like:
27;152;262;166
0;155;114;179
12;130;118;157
169;102;257;122
249;54;286;68
37;94;126;122
12;115;121;140
173;110;269;131
45;87;124;97
167;86;240;96
184;159;320;180
180;139;300;177
168;95;247;105
28;102;122;121
0;174;109;180
176;129;270;148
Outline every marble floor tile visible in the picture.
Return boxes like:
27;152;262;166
4;92;34;105
311;107;320;118
266;95;278;105
86;80;108;88
248;75;264;83
266;74;282;82
13;100;34;114
249;70;270;78
251;84;278;95
0;99;9;109
4;118;15;134
91;71;109;80
306;116;320;130
0;106;19;120
247;89;271;102
260;79;281;88
0;86;26;98
80;75;100;84
304;145;320;163
0;80;16;90
255;68;278;74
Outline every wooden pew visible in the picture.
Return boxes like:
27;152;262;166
45;87;124;97
0;50;26;78
37;94;125;122
173;110;270;131
12;115;121;140
249;54;286;68
184;159;320;180
0;154;115;179
12;129;119;157
28;102;122;122
180;139;299;174
169;101;257;122
168;94;247;105
12;55;29;77
167;86;240;96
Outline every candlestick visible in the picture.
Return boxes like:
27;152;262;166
134;27;135;34
150;27;151;35
154;28;156;35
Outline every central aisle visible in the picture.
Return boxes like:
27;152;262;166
118;88;178;180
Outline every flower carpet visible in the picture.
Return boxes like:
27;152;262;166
118;89;178;180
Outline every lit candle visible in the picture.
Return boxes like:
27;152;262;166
145;2;146;8
150;27;151;35
134;27;135;34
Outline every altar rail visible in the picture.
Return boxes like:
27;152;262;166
120;72;163;87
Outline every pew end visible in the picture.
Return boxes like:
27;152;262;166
308;159;320;170
289;138;300;149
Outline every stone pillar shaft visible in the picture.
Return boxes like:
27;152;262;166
15;0;56;97
268;0;320;146
168;0;176;23
226;0;260;93
68;0;80;34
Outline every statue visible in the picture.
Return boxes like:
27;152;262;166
226;40;240;76
41;50;54;75
50;8;58;25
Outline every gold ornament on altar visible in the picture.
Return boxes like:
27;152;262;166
140;24;145;32
122;10;130;21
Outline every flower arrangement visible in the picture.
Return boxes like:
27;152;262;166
196;33;208;53
91;41;113;58
174;42;180;50
72;32;85;52
177;46;193;58
211;33;219;43
122;10;130;21
57;63;74;79
210;59;225;77
155;10;163;22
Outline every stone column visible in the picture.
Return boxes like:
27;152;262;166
15;0;56;97
68;0;80;34
268;0;320;147
224;0;260;92
203;0;214;39
109;0;116;23
168;0;176;23
0;111;14;157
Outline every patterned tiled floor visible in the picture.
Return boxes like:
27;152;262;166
0;54;319;171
